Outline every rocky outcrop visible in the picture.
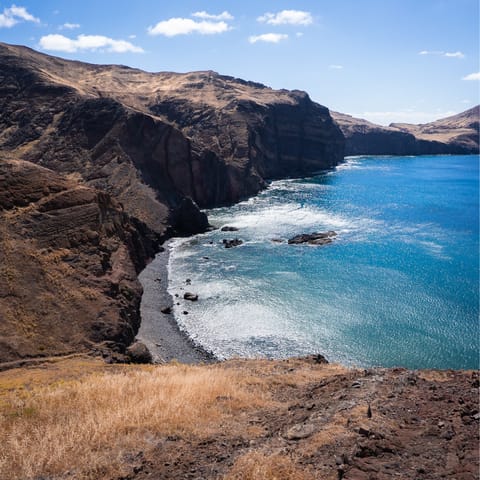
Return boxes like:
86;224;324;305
288;231;337;246
126;341;153;364
332;107;479;155
0;158;160;362
223;238;243;248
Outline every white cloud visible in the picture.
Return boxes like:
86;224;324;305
59;22;80;30
444;51;465;58
462;72;480;81
329;64;343;69
39;34;144;53
192;11;233;21
0;4;39;28
148;17;230;36
418;50;465;58
128;34;136;39
0;13;15;26
248;33;288;44
257;10;312;26
296;32;304;37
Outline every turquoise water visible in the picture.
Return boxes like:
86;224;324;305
168;155;479;369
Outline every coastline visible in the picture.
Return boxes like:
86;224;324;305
136;241;216;364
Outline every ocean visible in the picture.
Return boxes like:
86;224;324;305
166;155;479;369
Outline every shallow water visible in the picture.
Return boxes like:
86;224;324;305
167;155;479;369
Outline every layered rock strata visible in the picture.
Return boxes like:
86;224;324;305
0;158;162;362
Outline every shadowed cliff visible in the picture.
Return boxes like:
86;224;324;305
0;42;344;235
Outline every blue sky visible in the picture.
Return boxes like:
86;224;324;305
0;0;478;124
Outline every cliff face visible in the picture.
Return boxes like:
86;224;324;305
147;73;344;206
332;107;479;156
0;42;344;362
0;158;160;362
0;43;344;230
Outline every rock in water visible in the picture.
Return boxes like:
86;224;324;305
288;231;337;246
222;238;243;248
184;292;199;301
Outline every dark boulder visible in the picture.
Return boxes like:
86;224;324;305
288;231;337;246
126;341;153;364
223;238;243;248
171;197;209;235
184;292;199;301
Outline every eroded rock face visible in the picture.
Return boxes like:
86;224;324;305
0;159;160;362
149;87;345;206
332;108;479;156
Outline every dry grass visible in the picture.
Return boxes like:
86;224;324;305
0;362;272;480
224;358;347;387
224;451;315;480
417;370;466;382
0;357;350;480
303;421;353;453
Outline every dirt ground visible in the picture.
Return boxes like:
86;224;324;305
2;356;477;480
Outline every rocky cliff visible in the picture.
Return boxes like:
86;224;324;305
0;158;161;362
0;42;344;362
0;42;344;233
332;107;479;156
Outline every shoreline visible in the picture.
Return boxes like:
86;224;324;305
136;241;216;364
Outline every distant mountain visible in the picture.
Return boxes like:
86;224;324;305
390;106;479;153
331;107;479;156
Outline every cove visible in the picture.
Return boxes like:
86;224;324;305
166;155;479;369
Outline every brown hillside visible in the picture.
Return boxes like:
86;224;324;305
0;158;159;362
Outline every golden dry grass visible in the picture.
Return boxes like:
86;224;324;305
0;362;272;480
417;370;465;382
224;451;315;480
